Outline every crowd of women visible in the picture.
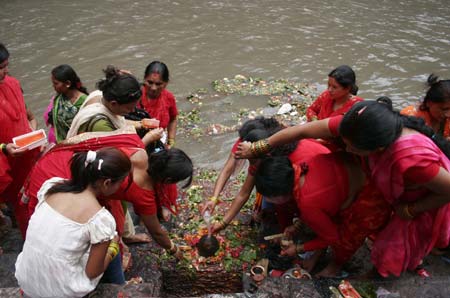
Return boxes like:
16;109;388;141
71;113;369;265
1;41;450;297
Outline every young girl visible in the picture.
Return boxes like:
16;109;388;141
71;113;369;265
15;147;131;297
306;65;363;121
44;64;88;143
139;61;178;148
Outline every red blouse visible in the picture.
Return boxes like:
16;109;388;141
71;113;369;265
139;88;178;129
306;90;363;121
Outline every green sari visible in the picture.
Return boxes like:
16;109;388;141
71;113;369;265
52;93;87;142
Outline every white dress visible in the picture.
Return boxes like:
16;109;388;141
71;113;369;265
15;177;116;298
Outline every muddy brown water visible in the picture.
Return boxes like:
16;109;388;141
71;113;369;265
2;0;449;167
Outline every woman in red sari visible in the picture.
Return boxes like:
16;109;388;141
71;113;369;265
0;43;39;229
237;98;450;277
306;65;363;122
22;128;192;261
254;152;389;277
139;61;178;148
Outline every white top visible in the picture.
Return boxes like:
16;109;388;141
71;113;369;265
15;177;116;298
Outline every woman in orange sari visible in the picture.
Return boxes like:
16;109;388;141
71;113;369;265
401;74;450;138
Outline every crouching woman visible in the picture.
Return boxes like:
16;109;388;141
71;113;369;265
15;148;131;298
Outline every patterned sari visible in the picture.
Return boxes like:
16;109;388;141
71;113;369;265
52;93;87;142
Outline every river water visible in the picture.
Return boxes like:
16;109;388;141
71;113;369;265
1;0;449;167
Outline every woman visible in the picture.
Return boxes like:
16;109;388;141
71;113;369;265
16;148;130;297
66;65;157;244
401;74;450;138
22;129;191;264
44;64;88;143
139;61;178;148
306;65;363;121
254;153;389;277
66;65;142;137
0;43;39;233
237;99;450;277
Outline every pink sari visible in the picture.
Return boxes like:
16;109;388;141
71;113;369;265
370;133;450;277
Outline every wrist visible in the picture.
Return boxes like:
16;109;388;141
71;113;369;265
168;138;175;147
0;143;8;155
295;244;303;254
209;196;220;205
218;218;229;229
167;240;178;255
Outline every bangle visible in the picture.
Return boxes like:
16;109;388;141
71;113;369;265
250;139;271;157
295;244;302;254
218;218;229;229
168;138;175;146
209;196;220;204
167;240;178;255
403;204;415;219
0;143;7;155
107;241;120;259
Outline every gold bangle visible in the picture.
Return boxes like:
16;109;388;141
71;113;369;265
209;196;220;204
167;240;178;255
404;204;415;219
295;244;302;254
0;143;7;155
168;138;175;146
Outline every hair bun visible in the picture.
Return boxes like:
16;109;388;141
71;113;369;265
376;96;393;111
427;73;439;86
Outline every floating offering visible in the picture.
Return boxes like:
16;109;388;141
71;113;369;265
13;129;47;150
338;280;362;298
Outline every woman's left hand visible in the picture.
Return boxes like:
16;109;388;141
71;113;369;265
235;141;252;159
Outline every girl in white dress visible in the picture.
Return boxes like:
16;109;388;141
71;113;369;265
15;147;131;298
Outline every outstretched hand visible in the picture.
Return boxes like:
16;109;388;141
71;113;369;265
235;141;252;159
5;143;28;157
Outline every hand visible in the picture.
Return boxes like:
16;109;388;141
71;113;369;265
280;243;298;257
6;143;27;157
199;200;216;216
173;247;184;261
142;128;164;145
235;141;252;159
284;225;298;238
211;221;225;234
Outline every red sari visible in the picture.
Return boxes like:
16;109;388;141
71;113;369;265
139;88;178;129
306;90;363;121
401;105;450;138
370;134;450;276
0;75;39;225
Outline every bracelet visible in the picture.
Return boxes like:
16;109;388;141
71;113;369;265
250;139;271;157
0;143;7;155
167;240;178;255
168;138;175;147
218;218;229;229
295;244;302;254
404;203;416;219
107;241;120;259
209;196;220;204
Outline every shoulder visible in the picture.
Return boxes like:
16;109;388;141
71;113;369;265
163;89;176;101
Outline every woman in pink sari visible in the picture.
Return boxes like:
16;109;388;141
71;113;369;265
236;98;450;277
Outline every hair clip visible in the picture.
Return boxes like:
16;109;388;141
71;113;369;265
357;106;367;116
97;159;104;170
85;150;97;168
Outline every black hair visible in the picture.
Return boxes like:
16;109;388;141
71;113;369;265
255;156;294;198
47;147;131;195
243;128;270;142
419;74;450;111
97;65;142;104
238;118;265;139
52;64;88;94
0;43;9;64
144;61;169;82
146;148;193;188
339;98;450;158
328;65;358;95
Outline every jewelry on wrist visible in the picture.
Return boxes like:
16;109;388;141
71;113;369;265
168;138;175;146
209;196;220;204
218;218;229;229
0;143;8;155
107;241;120;259
167;240;178;255
403;204;415;219
295;244;302;254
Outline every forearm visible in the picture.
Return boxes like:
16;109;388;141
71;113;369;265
212;156;235;197
411;194;450;214
167;118;177;140
267;119;332;148
142;214;172;249
222;175;254;224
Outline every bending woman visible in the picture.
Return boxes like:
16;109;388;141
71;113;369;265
22;129;193;262
254;153;389;277
237;99;450;277
16;148;130;297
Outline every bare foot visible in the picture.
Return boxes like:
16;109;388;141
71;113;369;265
123;233;151;244
302;249;325;272
315;261;342;278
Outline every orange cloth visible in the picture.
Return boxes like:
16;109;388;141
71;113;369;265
401;105;450;137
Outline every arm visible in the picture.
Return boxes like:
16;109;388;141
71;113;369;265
85;240;111;279
300;207;339;252
27;107;37;130
397;168;450;218
236;118;334;159
212;174;255;233
167;117;177;147
305;95;323;122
